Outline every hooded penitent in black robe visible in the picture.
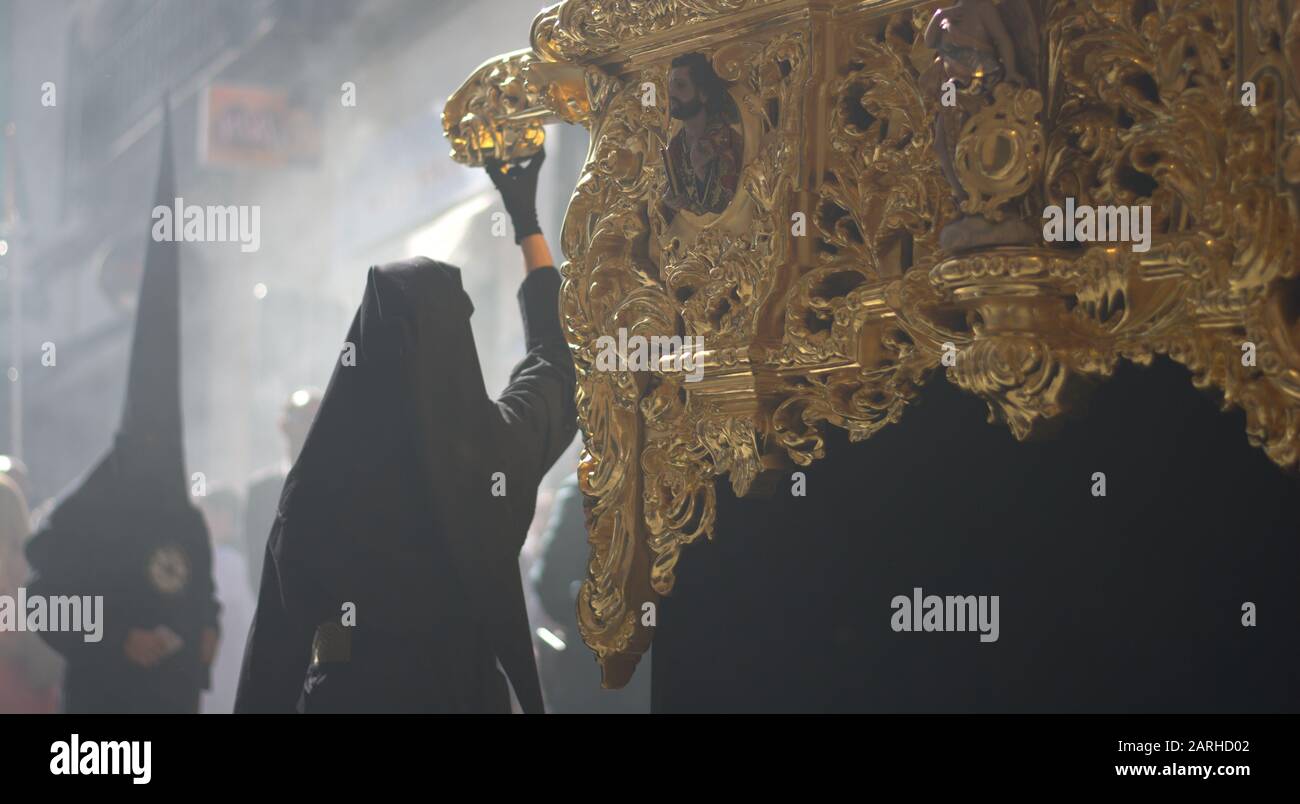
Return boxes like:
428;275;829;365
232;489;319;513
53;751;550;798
25;103;219;714
233;257;576;714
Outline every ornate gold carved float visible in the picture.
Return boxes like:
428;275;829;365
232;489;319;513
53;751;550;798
445;0;1300;688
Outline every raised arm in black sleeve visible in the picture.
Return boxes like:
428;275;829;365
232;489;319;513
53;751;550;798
491;265;578;541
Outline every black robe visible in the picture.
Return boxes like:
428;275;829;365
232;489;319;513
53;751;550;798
234;258;576;713
25;452;217;713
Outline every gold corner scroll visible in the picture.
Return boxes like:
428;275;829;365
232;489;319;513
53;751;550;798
443;49;592;167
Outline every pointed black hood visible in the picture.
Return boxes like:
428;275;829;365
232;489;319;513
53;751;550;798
28;99;193;548
115;99;186;497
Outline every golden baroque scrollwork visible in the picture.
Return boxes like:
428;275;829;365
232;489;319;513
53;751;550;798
953;83;1044;220
443;49;600;166
447;0;1300;687
1041;0;1300;462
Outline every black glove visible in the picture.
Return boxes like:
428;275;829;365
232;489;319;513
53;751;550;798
485;148;545;244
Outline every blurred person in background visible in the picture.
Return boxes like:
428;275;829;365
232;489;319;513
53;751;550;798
0;474;63;713
243;389;322;591
198;488;256;714
24;105;220;713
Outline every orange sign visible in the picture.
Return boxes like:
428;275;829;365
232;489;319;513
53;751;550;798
200;84;320;167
